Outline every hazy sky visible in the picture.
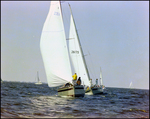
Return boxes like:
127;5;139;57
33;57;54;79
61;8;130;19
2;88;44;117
1;1;149;89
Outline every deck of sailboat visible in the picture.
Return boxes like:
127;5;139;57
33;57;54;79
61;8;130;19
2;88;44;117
91;87;104;95
85;87;104;95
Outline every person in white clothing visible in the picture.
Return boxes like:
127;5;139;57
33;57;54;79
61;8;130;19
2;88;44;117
96;79;98;86
90;79;93;87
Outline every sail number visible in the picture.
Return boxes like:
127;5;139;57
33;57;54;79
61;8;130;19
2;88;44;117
54;12;60;16
71;50;79;54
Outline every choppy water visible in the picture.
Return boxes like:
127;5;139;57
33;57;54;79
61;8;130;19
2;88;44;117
1;81;149;118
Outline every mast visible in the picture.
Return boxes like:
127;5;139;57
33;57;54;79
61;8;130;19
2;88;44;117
68;3;91;81
100;67;103;85
37;71;39;82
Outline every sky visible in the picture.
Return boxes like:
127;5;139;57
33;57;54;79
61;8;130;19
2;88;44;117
1;1;149;89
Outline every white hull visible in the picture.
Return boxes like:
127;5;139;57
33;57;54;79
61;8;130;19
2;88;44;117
85;86;104;95
58;85;85;97
85;85;105;95
85;89;103;95
35;82;42;85
92;87;104;95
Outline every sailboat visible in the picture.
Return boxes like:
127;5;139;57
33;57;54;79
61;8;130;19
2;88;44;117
40;1;85;97
68;3;91;90
99;67;105;90
90;67;105;95
68;4;105;95
35;71;42;85
129;81;133;89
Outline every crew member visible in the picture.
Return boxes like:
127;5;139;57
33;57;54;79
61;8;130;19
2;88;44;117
72;73;77;85
96;79;98;85
90;79;93;87
77;77;81;85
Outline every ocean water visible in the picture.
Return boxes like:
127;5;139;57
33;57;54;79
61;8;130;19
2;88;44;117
1;81;149;118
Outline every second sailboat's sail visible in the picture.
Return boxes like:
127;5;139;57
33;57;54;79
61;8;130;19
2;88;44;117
68;4;90;87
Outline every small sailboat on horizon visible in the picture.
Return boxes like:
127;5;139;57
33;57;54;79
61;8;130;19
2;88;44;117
129;81;133;89
35;71;42;85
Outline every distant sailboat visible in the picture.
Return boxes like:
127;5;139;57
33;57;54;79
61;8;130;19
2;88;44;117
129;81;133;89
90;67;105;95
35;71;42;85
99;67;105;89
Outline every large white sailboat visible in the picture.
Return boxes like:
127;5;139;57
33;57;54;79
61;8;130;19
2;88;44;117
40;1;85;97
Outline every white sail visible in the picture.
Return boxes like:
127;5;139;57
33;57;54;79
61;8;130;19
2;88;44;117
40;1;72;87
37;71;39;82
35;71;42;85
100;67;103;85
68;4;90;87
129;81;133;88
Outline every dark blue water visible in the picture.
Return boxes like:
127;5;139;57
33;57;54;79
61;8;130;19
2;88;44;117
1;81;149;118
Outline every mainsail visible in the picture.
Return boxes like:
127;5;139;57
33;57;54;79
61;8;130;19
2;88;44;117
68;4;90;87
129;81;133;88
37;71;40;82
40;1;72;87
100;67;103;85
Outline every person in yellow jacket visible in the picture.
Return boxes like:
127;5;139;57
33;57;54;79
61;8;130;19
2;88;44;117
72;73;77;85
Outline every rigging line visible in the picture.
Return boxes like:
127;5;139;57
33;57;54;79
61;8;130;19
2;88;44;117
86;59;94;79
86;55;95;80
88;51;97;79
78;28;96;80
77;28;91;78
61;2;70;33
61;2;70;36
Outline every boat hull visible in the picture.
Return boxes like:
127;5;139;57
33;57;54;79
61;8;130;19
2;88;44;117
58;85;85;97
35;82;42;85
85;89;93;95
92;87;103;95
